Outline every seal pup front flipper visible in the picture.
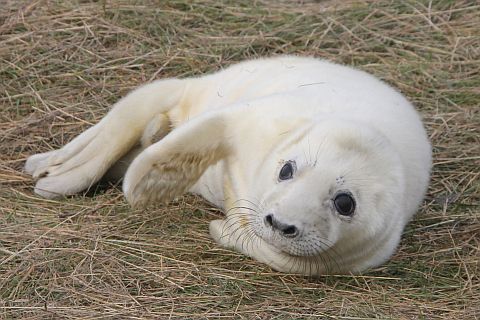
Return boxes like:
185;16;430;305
122;107;233;208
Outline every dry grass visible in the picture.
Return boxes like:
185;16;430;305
1;0;479;319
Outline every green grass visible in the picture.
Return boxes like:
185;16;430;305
1;0;479;319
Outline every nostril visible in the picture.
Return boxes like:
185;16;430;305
264;214;299;237
265;214;274;227
281;225;298;237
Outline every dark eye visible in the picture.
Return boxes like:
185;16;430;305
279;161;295;181
333;192;356;216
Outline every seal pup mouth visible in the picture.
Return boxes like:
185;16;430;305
251;216;331;258
252;226;342;275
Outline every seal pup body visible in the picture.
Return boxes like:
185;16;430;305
25;56;431;275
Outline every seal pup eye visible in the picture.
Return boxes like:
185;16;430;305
278;161;295;181
333;192;356;216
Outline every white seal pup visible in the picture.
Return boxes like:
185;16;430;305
25;56;432;275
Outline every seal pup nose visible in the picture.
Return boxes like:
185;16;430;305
264;214;274;227
264;214;299;238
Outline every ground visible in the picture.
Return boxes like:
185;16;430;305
0;0;479;319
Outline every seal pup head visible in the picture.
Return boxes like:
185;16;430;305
123;98;411;275
242;119;407;274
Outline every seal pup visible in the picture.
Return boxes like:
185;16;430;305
25;56;431;275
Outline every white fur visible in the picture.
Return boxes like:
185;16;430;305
25;56;431;275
